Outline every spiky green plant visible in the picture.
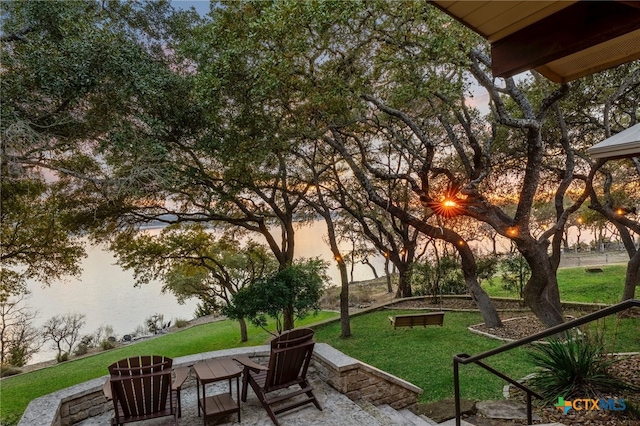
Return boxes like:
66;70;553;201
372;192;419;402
528;331;638;404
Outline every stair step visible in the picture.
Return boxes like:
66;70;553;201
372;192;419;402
377;404;433;425
399;408;438;425
354;400;396;425
437;419;476;426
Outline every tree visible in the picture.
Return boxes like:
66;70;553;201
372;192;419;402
500;253;532;303
0;177;85;299
42;312;86;362
0;0;199;292
189;0;503;327
224;259;327;335
0;295;42;367
112;224;278;341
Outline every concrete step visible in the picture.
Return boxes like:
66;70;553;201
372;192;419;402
437;418;476;426
399;408;438;425
376;404;435;425
354;400;397;425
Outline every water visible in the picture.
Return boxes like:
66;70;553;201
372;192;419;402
23;221;384;364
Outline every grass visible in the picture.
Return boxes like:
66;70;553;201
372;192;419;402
1;263;636;425
0;312;337;426
482;264;627;304
314;310;535;403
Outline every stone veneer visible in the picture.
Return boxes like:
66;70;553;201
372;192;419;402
18;343;422;426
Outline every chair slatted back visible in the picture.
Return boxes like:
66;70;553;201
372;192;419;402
108;355;173;423
264;328;315;391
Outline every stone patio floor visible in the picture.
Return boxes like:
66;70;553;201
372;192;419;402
76;372;402;426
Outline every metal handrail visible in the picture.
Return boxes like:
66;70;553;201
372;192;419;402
453;298;640;426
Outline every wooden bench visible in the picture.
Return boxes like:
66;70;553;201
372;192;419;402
388;312;445;329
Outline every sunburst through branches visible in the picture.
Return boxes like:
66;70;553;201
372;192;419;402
426;186;469;218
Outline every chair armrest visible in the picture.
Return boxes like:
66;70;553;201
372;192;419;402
102;378;112;401
233;355;268;372
172;366;189;390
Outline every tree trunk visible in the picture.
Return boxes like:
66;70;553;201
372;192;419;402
395;264;412;298
622;251;640;301
385;257;393;293
238;317;248;342
457;243;503;328
363;259;379;278
338;260;352;338
283;307;295;331
524;263;563;328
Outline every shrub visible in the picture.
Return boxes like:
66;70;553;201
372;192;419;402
100;340;116;351
0;365;22;377
145;314;166;334
527;331;638;404
56;352;69;363
173;318;189;328
411;255;466;299
73;343;89;356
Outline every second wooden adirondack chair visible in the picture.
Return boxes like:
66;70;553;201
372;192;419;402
234;328;322;425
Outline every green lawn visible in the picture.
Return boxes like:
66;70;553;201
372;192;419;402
314;310;534;403
483;264;627;304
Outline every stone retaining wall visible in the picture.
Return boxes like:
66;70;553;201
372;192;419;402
18;343;422;426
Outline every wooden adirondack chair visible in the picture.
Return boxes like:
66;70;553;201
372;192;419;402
234;328;322;425
104;355;187;426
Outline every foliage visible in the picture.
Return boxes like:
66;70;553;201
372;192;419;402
0;179;85;299
112;225;278;317
0;365;22;378
528;331;639;404
145;314;167;334
41;312;86;362
476;254;499;284
225;259;328;334
500;254;531;298
173;318;189;328
412;255;467;298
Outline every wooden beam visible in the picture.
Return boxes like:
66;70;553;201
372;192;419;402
491;1;640;78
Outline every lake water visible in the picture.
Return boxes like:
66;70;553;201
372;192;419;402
24;221;385;364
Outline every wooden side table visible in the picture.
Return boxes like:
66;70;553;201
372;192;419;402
193;358;242;425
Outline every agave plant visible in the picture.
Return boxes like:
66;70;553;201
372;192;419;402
528;330;638;404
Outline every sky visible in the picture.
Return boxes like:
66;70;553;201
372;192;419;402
171;0;210;16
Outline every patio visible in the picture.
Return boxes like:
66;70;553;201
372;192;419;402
18;343;430;426
78;371;433;426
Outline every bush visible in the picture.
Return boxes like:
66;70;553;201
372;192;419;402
527;331;638;404
73;343;89;356
411;255;466;299
145;314;166;334
173;318;189;328
0;365;22;377
100;340;116;351
56;352;69;363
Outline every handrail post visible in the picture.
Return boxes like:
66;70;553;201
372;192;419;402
453;358;461;426
527;391;532;424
